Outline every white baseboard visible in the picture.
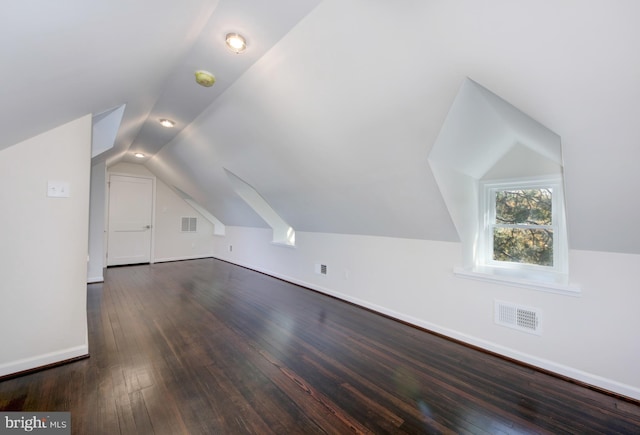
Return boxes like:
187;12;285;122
0;345;89;378
153;255;213;264
87;275;104;283
215;256;640;401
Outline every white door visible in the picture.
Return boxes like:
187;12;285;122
107;175;153;266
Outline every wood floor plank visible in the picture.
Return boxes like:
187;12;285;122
1;258;639;434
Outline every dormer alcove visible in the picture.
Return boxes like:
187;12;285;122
428;78;576;293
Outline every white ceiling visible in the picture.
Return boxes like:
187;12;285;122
0;0;322;161
3;0;640;254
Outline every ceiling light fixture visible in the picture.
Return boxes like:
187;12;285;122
134;153;145;159
159;118;175;128
194;70;216;87
225;33;247;54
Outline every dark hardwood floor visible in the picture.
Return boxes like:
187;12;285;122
1;259;639;434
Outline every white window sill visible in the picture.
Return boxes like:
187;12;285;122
453;267;581;296
270;241;296;249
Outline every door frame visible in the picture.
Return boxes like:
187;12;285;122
106;172;156;265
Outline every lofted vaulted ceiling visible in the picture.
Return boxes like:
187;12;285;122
1;0;322;161
3;0;640;254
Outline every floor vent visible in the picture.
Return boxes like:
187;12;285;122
495;300;541;335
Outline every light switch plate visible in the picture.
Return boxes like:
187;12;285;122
47;181;70;198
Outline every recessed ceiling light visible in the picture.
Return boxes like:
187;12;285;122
225;33;247;54
159;118;175;128
134;153;145;159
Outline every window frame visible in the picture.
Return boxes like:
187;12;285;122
477;176;568;283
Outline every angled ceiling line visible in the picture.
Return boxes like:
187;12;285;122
224;168;295;246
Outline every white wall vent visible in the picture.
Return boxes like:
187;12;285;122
494;300;541;335
181;217;197;232
315;263;327;275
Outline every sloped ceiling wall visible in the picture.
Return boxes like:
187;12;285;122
3;1;638;254
148;0;640;254
0;0;219;152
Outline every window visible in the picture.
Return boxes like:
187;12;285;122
428;78;577;292
491;186;553;266
478;178;568;283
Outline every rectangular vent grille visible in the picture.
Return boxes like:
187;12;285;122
315;263;328;275
495;300;541;335
181;217;197;232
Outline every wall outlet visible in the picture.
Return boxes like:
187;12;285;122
229;244;233;252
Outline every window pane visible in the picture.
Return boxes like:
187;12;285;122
495;189;552;225
493;227;553;266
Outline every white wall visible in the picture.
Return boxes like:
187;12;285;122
108;163;215;263
148;0;640;255
87;161;106;282
213;227;640;400
153;180;215;262
0;115;91;376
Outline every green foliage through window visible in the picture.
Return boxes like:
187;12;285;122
492;188;553;266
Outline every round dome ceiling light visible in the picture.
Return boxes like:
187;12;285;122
225;33;247;54
134;153;145;159
159;118;175;128
195;70;216;87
